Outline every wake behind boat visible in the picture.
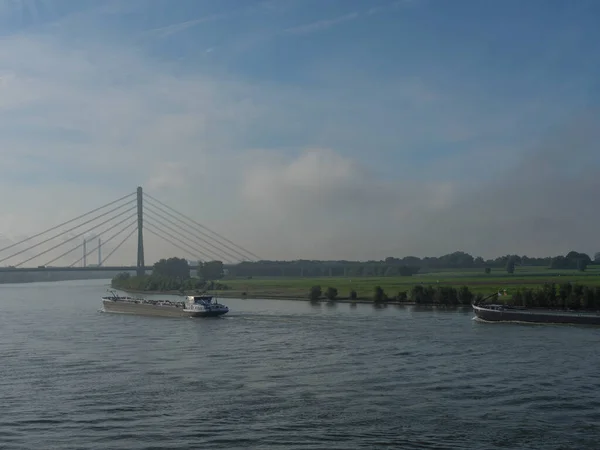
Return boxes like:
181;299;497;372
101;290;229;318
472;302;600;325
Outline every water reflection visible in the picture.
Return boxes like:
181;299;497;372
309;300;321;310
411;304;466;311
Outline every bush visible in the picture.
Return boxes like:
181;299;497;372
325;287;338;301
506;258;515;274
410;285;436;304
373;286;386;303
309;285;322;301
402;283;600;309
457;286;474;305
111;273;228;293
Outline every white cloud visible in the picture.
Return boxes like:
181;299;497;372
148;15;226;39
146;162;188;190
223;110;600;261
284;0;417;35
0;34;268;265
285;12;359;34
0;34;265;177
368;0;416;16
231;148;460;260
0;7;597;267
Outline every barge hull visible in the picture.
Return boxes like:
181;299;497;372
102;300;228;318
102;300;190;318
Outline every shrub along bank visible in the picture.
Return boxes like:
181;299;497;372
307;282;600;309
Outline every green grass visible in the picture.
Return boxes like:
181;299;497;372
211;266;600;300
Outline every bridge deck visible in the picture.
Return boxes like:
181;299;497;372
0;266;200;273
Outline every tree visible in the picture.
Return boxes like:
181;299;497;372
506;257;515;274
373;286;386;302
595;252;600;262
566;251;591;263
577;259;588;272
152;257;190;279
113;272;131;282
550;256;570;269
325;287;338;301
458;286;474;305
199;260;224;280
309;285;322;301
398;265;420;276
384;266;398;276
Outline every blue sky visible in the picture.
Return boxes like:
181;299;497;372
0;0;599;263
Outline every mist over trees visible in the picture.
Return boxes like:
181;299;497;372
227;250;596;277
153;257;225;280
111;257;227;292
108;250;598;293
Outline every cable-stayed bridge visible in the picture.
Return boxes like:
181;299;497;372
0;187;258;277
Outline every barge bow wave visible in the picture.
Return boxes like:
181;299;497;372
472;303;600;325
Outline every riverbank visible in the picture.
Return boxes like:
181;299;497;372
112;286;600;313
112;286;402;304
112;271;600;309
220;274;600;297
112;286;476;307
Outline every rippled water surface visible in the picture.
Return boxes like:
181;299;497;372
2;279;600;449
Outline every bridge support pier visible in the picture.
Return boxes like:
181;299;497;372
137;186;145;277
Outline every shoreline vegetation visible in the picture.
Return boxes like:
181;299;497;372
111;255;600;311
113;282;600;310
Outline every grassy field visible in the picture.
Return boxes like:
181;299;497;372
211;266;600;300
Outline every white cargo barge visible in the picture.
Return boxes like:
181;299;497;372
101;290;229;318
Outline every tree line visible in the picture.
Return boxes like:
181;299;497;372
109;249;600;292
307;284;477;305
227;250;598;277
307;282;600;310
111;257;229;293
0;270;122;285
508;283;600;310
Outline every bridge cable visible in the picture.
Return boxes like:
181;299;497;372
144;219;217;262
0;191;136;254
144;201;248;263
144;196;252;262
11;205;137;267
101;226;138;266
144;194;256;261
42;213;137;267
144;210;227;262
146;195;248;260
68;219;138;268
0;200;136;265
144;193;259;261
144;207;235;262
144;225;200;262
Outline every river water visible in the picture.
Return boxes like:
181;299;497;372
1;279;600;449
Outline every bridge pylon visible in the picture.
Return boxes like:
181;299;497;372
136;186;145;277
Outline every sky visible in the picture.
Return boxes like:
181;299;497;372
0;0;599;266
